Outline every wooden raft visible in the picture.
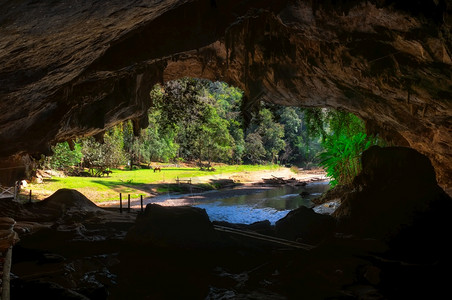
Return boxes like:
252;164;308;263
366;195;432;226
0;217;19;300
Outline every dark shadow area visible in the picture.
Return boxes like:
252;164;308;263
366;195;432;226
3;147;451;299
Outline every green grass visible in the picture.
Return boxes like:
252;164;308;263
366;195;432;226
21;164;279;203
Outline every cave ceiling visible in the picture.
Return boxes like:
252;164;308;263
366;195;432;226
0;0;451;186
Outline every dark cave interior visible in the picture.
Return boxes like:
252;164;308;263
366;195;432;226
1;0;452;299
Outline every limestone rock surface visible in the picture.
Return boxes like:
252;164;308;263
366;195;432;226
0;0;451;186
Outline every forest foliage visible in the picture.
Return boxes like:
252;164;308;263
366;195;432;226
44;78;382;185
304;109;383;186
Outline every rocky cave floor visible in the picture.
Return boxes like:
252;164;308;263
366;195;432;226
2;186;450;300
4;146;452;300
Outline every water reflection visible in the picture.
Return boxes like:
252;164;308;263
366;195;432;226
194;181;330;224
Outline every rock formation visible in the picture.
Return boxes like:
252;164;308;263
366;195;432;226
125;203;218;249
333;145;452;260
3;189;136;300
1;0;451;186
275;206;335;244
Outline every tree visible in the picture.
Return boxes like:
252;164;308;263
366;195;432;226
207;81;243;120
207;81;245;164
145;110;178;162
47;79;374;175
124;110;179;164
47;142;82;170
251;108;285;163
80;138;105;175
153;78;208;129
228;119;245;164
278;107;322;166
244;132;266;164
303;108;383;186
179;102;234;166
80;128;127;175
103;126;127;167
148;78;238;166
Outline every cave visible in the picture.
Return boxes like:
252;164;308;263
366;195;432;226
1;1;452;299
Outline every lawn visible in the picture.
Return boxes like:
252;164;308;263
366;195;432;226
20;164;279;203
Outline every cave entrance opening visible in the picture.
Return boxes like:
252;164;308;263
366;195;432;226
19;77;383;226
145;77;384;181
136;77;385;224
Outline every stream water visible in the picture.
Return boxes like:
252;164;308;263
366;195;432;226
149;181;331;224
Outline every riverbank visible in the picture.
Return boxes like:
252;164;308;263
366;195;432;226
19;165;283;202
189;167;327;184
97;168;328;209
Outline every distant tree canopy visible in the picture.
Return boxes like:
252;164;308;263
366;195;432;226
43;77;381;181
151;78;236;166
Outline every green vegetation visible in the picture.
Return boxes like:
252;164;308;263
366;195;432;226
304;109;383;186
40;77;383;197
24;164;279;202
44;78;320;171
47;142;82;170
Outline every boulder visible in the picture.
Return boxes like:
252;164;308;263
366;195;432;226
31;189;101;220
0;216;19;249
0;217;16;230
333;146;452;261
275;206;335;244
311;184;352;205
212;220;274;236
125;204;218;249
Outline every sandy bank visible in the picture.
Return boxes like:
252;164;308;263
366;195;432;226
189;167;327;184
98;168;328;208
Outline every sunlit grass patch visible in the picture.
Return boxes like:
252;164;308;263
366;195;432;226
21;164;278;203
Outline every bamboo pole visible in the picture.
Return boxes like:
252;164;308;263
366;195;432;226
213;225;315;250
1;247;12;300
140;195;143;212
127;194;130;213
119;193;122;213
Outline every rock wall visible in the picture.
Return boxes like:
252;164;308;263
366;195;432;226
333;146;452;261
0;0;451;186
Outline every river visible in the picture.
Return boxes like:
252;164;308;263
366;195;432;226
148;181;331;224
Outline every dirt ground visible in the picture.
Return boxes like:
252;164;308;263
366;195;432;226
98;168;328;208
189;167;327;184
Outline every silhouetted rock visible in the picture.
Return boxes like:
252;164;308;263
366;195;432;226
333;146;452;261
125;204;218;249
299;191;310;198
311;184;352;205
213;220;274;236
275;206;335;244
